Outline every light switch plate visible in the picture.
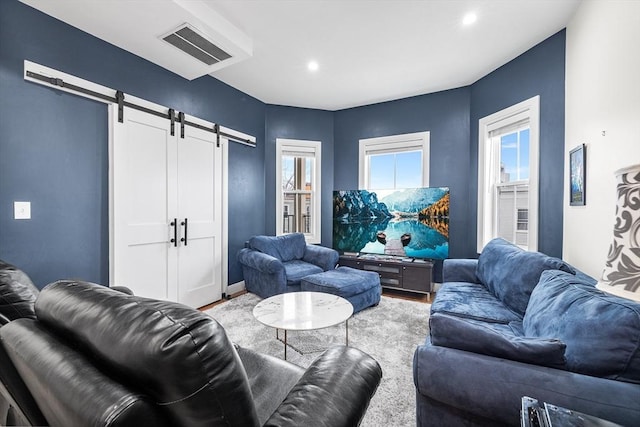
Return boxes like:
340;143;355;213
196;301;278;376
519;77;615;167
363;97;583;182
14;201;31;220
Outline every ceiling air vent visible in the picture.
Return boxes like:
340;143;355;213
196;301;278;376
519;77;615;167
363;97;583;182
162;24;232;66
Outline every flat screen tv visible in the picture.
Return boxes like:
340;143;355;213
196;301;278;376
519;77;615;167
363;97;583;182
332;187;449;260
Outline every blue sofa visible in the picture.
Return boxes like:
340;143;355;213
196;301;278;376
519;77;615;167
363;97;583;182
236;233;339;298
413;238;640;426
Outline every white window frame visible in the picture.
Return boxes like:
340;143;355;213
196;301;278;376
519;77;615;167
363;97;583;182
276;138;322;244
477;95;540;253
358;131;429;189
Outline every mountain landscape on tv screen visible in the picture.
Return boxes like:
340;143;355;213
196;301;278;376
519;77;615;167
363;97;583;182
333;187;449;259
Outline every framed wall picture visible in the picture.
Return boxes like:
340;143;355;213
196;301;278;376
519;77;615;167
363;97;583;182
570;144;586;206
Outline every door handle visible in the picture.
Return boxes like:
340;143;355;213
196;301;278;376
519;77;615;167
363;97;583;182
180;218;188;246
170;218;177;247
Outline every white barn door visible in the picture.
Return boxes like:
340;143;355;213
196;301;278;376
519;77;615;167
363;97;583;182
176;124;222;307
111;107;222;307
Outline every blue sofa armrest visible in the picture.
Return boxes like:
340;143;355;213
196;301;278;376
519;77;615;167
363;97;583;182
237;248;285;275
414;342;640;427
303;245;339;271
237;248;288;298
442;259;480;283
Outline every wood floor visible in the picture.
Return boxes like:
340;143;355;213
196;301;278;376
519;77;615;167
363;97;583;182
381;288;432;303
199;288;431;311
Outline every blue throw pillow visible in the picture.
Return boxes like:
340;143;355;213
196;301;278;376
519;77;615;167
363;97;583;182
429;312;566;368
524;270;640;384
476;238;575;315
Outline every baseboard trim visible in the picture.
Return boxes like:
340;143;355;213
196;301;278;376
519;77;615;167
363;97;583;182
226;280;246;297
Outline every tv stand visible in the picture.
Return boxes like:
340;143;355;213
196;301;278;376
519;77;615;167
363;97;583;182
338;254;433;298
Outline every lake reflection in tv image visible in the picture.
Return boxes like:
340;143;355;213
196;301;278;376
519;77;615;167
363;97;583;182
333;187;449;260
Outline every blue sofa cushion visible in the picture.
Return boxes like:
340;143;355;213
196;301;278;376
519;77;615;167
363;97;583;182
430;282;522;324
249;234;306;262
429;313;567;368
524;270;640;383
442;259;481;284
476;238;576;316
283;260;323;287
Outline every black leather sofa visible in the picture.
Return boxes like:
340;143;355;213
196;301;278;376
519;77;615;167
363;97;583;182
0;259;45;426
0;262;382;427
0;259;39;325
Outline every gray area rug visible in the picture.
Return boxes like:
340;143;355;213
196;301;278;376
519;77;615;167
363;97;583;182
205;292;430;427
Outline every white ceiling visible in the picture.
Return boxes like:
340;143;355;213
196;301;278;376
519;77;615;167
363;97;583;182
21;0;581;111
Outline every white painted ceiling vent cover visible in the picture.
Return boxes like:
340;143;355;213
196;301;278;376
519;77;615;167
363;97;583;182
162;24;232;66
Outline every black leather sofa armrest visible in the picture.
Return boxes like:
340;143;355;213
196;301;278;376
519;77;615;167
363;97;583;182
265;346;382;427
0;314;10;326
235;345;304;425
0;338;47;426
1;319;168;427
110;285;134;295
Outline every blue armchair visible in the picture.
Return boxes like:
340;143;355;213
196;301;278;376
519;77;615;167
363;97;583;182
236;233;339;298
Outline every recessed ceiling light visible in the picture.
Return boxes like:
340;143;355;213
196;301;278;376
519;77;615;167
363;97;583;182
307;61;319;72
462;12;477;26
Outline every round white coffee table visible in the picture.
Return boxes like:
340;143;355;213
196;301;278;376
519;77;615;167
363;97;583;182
253;291;354;360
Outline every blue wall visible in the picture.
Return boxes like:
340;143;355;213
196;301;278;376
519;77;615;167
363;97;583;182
0;0;265;287
333;31;566;260
334;88;472;260
470;30;566;258
1;0;566;290
265;106;335;246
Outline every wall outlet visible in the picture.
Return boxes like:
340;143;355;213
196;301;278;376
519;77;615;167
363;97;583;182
14;201;31;220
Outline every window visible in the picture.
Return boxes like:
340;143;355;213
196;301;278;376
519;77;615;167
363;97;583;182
358;131;429;189
478;96;539;252
276;139;321;243
517;209;529;231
